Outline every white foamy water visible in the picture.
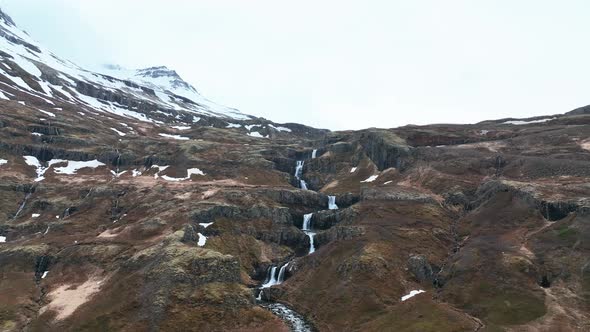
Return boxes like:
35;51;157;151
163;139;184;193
300;180;308;190
261;303;313;332
307;232;316;254
261;266;278;288
328;196;338;210
295;160;304;179
302;213;313;231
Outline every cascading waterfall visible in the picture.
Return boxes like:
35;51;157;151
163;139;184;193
307;233;316;254
294;160;304;179
328;195;338;210
300;180;308;190
295;160;308;190
261;262;289;288
301;213;316;255
258;155;323;331
302;213;313;231
277;263;288;283
262;266;278;288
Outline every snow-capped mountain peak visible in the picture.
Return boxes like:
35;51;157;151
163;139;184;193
0;7;251;123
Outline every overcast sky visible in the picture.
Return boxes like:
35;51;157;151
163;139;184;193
1;0;589;130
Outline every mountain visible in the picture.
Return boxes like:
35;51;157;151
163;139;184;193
0;7;255;123
1;7;589;332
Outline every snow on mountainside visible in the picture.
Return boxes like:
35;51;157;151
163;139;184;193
0;7;250;123
99;64;245;120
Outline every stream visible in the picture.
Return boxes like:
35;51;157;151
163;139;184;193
257;150;336;332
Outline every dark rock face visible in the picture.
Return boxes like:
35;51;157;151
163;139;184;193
181;224;199;243
407;254;434;283
337;192;360;207
260;189;328;210
315;226;365;247
472;180;584;221
358;130;412;171
361;186;437;203
34;255;51;281
310;207;357;230
443;191;470;209
192;204;293;226
27;125;61;136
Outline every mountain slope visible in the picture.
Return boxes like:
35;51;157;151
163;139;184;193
0;7;249;123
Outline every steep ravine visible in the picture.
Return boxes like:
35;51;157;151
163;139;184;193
256;150;339;331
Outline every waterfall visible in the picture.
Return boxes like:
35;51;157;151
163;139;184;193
328;196;338;210
311;149;317;159
300;180;308;190
256;290;263;301
277;263;288;283
294;160;304;179
262;262;289;288
13;192;31;220
302;213;313;231
302;214;316;254
262;266;278;288
307;233;316;254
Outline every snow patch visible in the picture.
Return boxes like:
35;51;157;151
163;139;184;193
110;128;126;136
161;168;205;181
171;125;191;130
159;133;189;140
110;170;127;178
197;233;207;246
23;155;65;181
248;131;268;138
503;118;555;125
401;289;425;301
0;159;7;166
13;55;42;77
269;124;292;132
53;160;105;175
37;109;56;117
361;175;379;183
